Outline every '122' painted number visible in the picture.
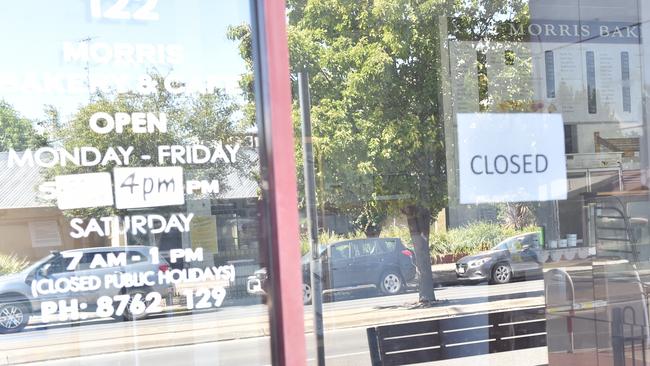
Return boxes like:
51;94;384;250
90;0;159;21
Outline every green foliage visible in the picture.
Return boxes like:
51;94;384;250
286;0;450;219
0;253;29;276
380;224;412;247
50;74;252;218
284;1;453;301
497;202;538;230
430;221;538;260
231;0;532;301
0;100;47;152
299;230;365;255
296;222;534;264
226;24;256;126
352;202;388;237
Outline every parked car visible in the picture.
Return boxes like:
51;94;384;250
455;232;542;284
247;237;417;304
0;246;173;334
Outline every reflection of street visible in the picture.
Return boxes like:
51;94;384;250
1;280;544;365
545;264;650;365
21;327;550;366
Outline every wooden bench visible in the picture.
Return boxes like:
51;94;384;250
366;306;546;365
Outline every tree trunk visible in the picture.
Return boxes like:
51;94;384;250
364;225;381;238
404;205;436;302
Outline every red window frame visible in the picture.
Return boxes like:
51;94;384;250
252;0;306;365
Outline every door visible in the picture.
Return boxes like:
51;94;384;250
350;240;383;286
326;242;355;288
509;234;541;275
34;254;94;322
36;254;76;306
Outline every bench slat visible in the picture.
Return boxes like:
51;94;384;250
381;333;441;353
494;319;546;339
490;334;547;352
382;348;442;366
367;307;547;366
376;320;439;338
440;327;493;345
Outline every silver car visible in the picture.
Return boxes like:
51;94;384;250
0;246;173;333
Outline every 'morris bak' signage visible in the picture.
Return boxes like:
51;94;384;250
508;20;640;44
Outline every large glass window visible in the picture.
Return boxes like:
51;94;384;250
278;0;650;365
0;1;273;365
4;1;650;365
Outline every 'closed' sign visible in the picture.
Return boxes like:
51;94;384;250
457;113;567;204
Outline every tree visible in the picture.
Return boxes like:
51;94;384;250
230;1;445;302
352;201;387;237
283;0;449;302
449;0;553;236
49;74;253;221
0;100;47;151
230;0;530;303
498;203;537;230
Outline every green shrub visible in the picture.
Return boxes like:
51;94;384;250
430;222;538;261
379;224;411;247
297;222;536;264
0;253;29;276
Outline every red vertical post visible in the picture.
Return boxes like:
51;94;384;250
255;0;306;365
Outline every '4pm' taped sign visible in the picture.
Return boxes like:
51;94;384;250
113;167;184;209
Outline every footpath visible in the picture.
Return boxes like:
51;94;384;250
1;275;544;364
432;262;460;285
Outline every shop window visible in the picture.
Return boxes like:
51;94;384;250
28;221;62;248
0;1;271;364
564;124;578;154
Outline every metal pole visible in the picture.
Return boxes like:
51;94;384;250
299;71;326;366
547;269;575;353
612;308;625;366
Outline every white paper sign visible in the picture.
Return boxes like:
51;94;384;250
458;113;567;204
55;172;114;210
113;167;185;209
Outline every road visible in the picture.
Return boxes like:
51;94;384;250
1;280;545;365
23;326;549;366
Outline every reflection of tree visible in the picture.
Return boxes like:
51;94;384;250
498;202;537;230
484;42;536;111
448;8;561;238
448;0;531;110
231;0;452;302
228;0;533;304
48;74;252;219
556;79;617;121
0;100;47;151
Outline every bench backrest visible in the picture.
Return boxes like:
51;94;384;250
367;306;546;366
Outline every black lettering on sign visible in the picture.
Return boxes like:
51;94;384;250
483;156;494;175
138;177;176;201
523;154;533;173
469;154;550;175
158;178;175;192
494;155;508;174
471;155;482;174
536;155;548;173
121;172;138;193
509;155;521;173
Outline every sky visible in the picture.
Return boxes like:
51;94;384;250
0;0;250;120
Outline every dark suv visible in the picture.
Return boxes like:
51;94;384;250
248;238;417;304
